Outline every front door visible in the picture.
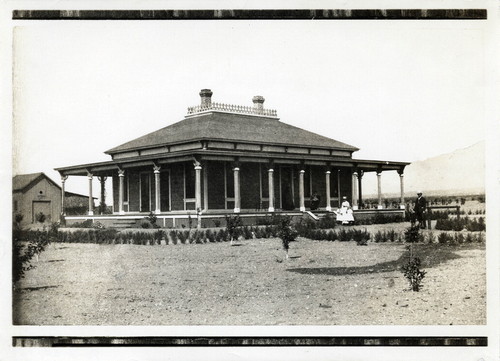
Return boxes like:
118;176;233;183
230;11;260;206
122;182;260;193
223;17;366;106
32;200;51;223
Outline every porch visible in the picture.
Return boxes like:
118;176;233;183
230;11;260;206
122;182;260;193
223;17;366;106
64;208;406;229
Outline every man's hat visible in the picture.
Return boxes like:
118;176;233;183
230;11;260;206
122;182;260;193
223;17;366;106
417;191;423;194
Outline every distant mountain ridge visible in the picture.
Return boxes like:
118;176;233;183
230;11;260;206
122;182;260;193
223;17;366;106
363;141;485;198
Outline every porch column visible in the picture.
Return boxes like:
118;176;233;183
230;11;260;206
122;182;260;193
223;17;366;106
98;176;107;214
398;170;405;209
154;165;161;214
337;169;342;208
352;171;358;210
60;175;68;216
268;168;275;212
358;170;363;209
299;169;305;212
377;171;383;209
233;166;240;213
195;164;202;212
87;173;94;216
118;169;125;215
325;170;331;211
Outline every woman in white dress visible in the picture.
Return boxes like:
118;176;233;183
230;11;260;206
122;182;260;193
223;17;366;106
337;196;355;225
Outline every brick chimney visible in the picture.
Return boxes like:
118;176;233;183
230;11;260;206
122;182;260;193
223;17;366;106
252;95;265;113
199;89;213;107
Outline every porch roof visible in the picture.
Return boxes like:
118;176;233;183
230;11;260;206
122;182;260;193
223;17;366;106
55;149;409;176
105;112;360;155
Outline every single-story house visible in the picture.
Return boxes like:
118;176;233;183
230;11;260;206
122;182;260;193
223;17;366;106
13;172;96;226
55;89;409;227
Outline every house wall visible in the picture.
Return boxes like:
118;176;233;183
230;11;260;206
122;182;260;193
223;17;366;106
13;178;62;225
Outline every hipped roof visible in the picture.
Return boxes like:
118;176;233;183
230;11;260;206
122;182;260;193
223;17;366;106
106;112;359;154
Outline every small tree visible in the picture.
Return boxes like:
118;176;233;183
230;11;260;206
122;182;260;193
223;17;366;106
276;215;298;259
401;225;426;291
401;257;426;291
225;215;242;245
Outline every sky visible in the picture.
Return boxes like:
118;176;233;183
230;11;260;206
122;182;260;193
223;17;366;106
11;18;489;197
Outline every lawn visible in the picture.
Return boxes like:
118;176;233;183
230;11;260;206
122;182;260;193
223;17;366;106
13;225;486;325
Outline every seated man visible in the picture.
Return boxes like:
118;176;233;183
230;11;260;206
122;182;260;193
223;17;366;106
310;192;321;211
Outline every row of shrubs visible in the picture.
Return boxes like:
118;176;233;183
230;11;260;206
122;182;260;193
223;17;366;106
435;217;485;232
16;225;485;247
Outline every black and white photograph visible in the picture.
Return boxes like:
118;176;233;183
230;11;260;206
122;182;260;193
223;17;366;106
1;0;499;360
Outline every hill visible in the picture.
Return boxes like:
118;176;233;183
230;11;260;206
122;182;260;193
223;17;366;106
362;141;485;198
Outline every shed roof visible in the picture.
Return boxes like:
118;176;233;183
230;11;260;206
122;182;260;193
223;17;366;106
13;172;47;192
13;172;96;198
106;112;359;154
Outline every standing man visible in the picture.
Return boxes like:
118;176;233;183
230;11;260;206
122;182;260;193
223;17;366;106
414;191;427;229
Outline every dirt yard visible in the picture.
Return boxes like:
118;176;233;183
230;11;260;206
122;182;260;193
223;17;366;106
13;231;486;326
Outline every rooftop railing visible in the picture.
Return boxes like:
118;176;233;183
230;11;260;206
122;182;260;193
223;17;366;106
187;102;278;117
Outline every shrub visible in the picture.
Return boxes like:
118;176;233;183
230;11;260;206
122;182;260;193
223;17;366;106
192;230;205;244
13;226;52;284
353;229;370;246
154;230;164;245
318;214;336;229
213;219;221;228
169;230;178;245
206;230;215;243
275;215;298;258
326;230;337;241
437;232;451;244
225;215;243;244
404;226;420;244
67;219;94;228
387;229;397;242
337;229;350;242
35;212;46;223
115;233;124;244
14;213;24;225
242;226;252;240
140;219;151;229
401;257;426;291
215;229;225;242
